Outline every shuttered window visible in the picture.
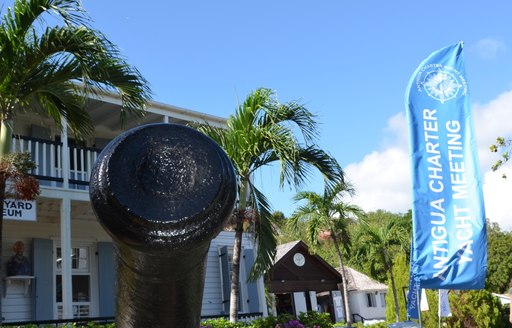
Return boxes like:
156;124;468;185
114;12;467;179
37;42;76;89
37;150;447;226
218;246;260;314
379;292;386;307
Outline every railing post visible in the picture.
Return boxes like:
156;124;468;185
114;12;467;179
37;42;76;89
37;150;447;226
90;123;237;328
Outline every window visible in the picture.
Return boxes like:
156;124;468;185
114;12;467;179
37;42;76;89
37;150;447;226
55;247;91;318
366;293;377;308
380;292;386;307
219;246;243;313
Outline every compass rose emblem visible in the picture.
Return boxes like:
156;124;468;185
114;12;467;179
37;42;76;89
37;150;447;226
422;69;462;103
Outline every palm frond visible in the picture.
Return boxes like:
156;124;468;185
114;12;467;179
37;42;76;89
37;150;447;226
297;146;344;191
34;83;93;137
247;184;276;281
3;0;87;47
0;1;151;139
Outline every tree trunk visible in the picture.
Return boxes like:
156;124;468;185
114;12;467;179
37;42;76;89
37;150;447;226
229;211;244;323
387;258;400;322
332;234;352;327
229;179;250;323
0;119;13;157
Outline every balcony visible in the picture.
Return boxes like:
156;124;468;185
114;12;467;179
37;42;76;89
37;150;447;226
12;135;101;190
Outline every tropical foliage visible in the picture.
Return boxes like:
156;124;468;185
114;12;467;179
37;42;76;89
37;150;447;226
490;136;512;178
0;0;151;154
251;312;332;328
352;217;408;323
486;220;512;293
449;290;505;328
288;181;364;327
275;208;512;327
384;253;409;322
351;211;410;281
196;87;344;322
425;290;505;328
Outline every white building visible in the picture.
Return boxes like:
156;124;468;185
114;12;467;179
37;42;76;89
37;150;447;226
1;94;266;323
341;266;387;322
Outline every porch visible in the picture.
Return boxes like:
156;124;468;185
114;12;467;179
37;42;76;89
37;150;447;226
2;95;230;322
12;135;101;190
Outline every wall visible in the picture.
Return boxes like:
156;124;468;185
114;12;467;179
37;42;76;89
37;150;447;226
2;203;265;322
1;201;110;323
202;231;264;316
350;291;386;321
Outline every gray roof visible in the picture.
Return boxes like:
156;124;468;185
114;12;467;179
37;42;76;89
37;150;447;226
338;266;388;292
274;241;302;264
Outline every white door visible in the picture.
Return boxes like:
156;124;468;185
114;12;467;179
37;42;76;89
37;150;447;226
54;243;96;319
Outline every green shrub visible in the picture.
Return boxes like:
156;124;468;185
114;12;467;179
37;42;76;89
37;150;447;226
297;311;332;328
6;324;115;328
446;290;505;328
504;303;512;328
200;317;249;328
363;322;388;328
251;314;294;328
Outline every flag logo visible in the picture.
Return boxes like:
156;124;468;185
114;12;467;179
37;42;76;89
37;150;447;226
414;65;467;103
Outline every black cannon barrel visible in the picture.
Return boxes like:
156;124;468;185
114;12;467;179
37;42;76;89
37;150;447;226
89;123;237;328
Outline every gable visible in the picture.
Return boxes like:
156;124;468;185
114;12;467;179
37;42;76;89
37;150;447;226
267;241;341;293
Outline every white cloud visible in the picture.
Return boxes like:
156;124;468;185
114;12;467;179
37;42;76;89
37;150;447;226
345;146;410;214
470;38;506;60
346;90;512;231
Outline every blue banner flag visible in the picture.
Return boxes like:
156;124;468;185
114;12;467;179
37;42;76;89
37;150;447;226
407;274;421;319
405;42;487;289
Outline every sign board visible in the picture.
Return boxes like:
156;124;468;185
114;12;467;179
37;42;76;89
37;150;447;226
4;199;36;221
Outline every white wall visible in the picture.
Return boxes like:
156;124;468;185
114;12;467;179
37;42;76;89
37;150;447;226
1;208;109;323
2;209;267;321
201;230;266;317
349;291;386;321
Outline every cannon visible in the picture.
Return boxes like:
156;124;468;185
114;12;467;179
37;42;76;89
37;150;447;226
89;123;237;328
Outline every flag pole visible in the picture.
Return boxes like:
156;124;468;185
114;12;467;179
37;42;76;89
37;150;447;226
417;289;423;328
438;290;441;328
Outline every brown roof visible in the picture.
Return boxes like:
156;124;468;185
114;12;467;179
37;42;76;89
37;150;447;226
338;266;388;292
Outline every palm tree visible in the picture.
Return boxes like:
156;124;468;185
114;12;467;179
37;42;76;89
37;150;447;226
353;218;409;323
0;0;151;155
196;87;343;322
0;0;150;315
288;181;364;327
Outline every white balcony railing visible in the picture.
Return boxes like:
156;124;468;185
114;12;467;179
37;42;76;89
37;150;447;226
12;136;101;190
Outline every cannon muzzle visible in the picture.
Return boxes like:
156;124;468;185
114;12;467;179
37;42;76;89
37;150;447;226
90;123;237;328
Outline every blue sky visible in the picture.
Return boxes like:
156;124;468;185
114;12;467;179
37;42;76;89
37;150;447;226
81;1;512;230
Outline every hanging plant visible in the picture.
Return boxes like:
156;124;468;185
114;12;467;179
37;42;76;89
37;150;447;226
0;152;40;200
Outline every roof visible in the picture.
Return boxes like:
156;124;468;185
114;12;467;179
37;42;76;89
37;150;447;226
273;241;388;293
338;266;388;292
274;240;302;264
268;241;342;293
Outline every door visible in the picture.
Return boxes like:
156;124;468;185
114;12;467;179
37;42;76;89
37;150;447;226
55;244;95;318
